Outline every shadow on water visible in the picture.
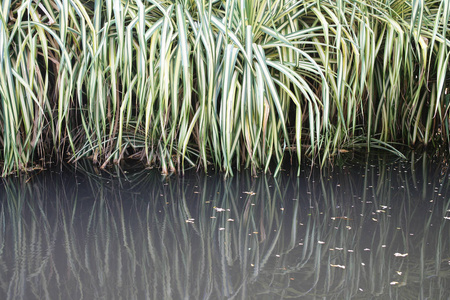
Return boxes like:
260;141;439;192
0;153;449;299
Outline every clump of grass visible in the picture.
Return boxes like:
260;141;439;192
0;0;449;176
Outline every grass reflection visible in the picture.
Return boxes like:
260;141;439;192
0;155;449;299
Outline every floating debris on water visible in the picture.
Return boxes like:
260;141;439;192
331;216;351;220
330;264;345;269
394;253;408;257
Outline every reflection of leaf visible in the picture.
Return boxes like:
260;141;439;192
1;155;449;299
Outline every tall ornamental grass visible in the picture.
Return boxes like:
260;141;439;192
0;0;449;176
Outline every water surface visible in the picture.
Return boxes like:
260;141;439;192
0;154;449;299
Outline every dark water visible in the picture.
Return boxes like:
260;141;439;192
0;154;449;299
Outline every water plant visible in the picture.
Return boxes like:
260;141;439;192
0;0;449;176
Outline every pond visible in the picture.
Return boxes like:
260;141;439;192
0;153;449;299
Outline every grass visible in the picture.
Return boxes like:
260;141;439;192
0;0;449;176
